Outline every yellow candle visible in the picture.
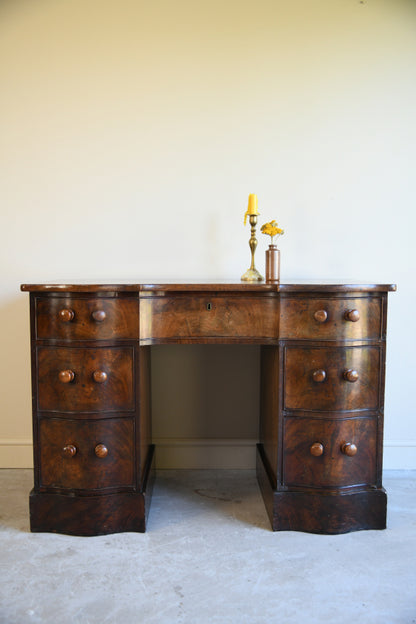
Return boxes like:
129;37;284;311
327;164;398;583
247;193;259;215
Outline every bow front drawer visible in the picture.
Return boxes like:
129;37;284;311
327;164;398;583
140;295;278;341
283;345;381;411
36;296;139;340
37;347;134;412
283;416;377;488
38;417;135;491
279;296;382;340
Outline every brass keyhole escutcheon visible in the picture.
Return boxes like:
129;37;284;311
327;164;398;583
206;303;212;311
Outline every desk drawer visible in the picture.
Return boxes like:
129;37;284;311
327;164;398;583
283;346;381;412
279;296;382;340
283;416;377;488
38;417;135;491
36;297;139;340
140;295;278;340
37;346;134;412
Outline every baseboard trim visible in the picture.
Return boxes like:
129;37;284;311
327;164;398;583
0;439;33;468
153;438;258;469
382;440;416;470
0;438;415;470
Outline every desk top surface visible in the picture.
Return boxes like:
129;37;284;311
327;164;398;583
21;280;397;293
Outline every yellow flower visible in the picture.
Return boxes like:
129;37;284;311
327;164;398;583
261;220;285;243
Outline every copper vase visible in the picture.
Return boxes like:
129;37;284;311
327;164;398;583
265;245;280;283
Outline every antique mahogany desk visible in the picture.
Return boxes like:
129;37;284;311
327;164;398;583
21;281;396;535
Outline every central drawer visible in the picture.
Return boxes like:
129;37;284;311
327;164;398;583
37;346;134;412
140;295;278;340
38;417;135;491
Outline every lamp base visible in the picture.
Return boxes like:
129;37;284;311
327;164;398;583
241;267;264;282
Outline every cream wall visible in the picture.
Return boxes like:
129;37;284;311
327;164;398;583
0;0;415;468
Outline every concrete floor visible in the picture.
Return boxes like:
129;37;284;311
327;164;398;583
0;469;415;624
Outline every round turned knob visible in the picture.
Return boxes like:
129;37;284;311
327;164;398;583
341;442;358;456
94;444;108;458
63;444;77;457
344;309;360;322
91;310;106;322
343;369;359;383
58;369;75;384
314;309;328;323
310;442;324;457
92;370;108;383
58;308;75;322
312;369;326;383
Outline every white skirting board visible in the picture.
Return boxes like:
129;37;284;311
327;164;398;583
0;438;415;470
0;439;33;468
153;438;258;470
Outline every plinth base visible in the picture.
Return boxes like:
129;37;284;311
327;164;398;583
256;444;386;534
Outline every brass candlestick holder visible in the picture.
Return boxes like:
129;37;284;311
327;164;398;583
241;214;264;282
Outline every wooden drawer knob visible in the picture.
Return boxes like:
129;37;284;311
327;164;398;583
59;308;75;322
344;309;360;322
314;309;328;323
310;442;324;457
93;370;108;383
341;442;357;456
91;310;106;322
63;444;77;457
312;369;326;383
94;444;108;458
59;369;75;383
343;369;359;383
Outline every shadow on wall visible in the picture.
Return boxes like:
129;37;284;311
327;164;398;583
151;344;260;440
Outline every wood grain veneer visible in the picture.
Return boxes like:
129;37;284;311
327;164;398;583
21;281;395;535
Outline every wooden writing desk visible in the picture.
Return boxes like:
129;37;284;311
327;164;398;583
21;281;395;535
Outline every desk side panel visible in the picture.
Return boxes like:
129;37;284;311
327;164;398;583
137;346;152;484
260;345;283;488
